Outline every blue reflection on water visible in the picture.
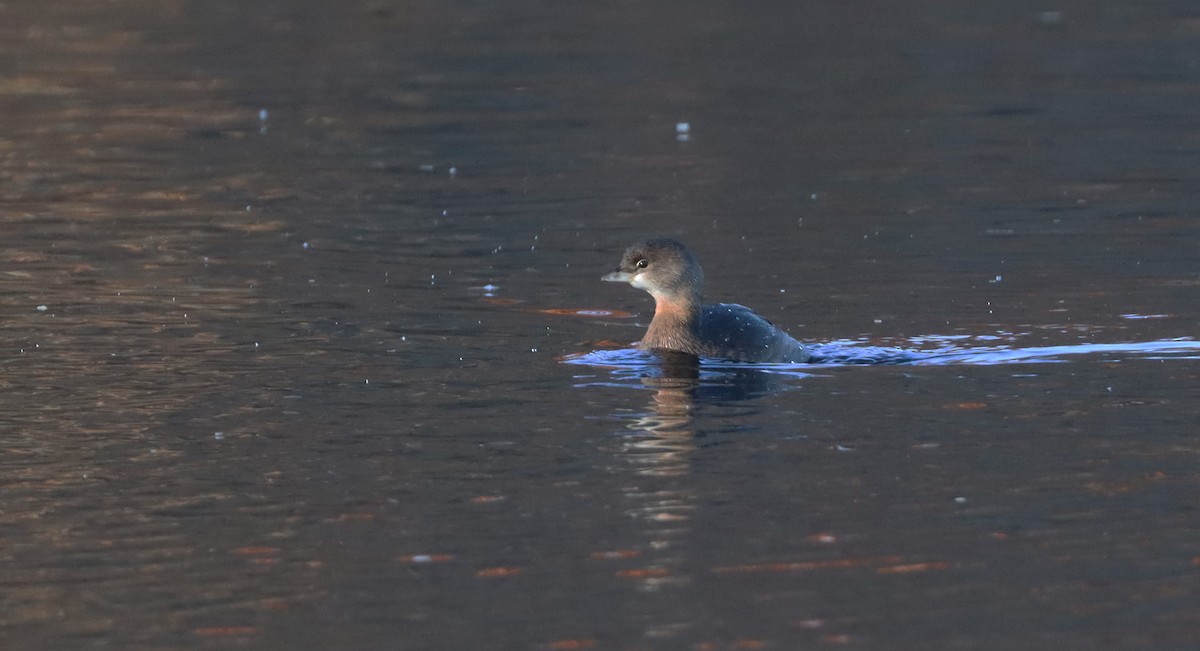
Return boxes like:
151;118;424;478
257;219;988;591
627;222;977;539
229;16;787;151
566;337;1200;382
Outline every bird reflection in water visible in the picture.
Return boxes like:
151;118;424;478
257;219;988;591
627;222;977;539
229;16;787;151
623;351;701;477
613;351;702;592
610;351;799;595
566;346;805;594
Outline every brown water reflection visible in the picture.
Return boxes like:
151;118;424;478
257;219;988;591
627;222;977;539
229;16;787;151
4;0;1200;649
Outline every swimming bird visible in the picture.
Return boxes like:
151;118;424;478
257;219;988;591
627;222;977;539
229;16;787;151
602;238;811;363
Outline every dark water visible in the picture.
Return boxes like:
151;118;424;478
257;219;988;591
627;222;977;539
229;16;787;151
3;1;1199;649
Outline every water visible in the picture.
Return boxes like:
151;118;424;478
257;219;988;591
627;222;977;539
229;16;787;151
569;335;1200;373
3;0;1200;649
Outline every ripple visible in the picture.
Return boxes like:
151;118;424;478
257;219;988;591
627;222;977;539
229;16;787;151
565;337;1200;375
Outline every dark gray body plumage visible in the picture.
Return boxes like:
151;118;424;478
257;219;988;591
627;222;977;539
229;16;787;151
695;303;810;363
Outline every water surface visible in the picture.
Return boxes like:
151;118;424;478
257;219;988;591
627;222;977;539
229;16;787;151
2;1;1199;649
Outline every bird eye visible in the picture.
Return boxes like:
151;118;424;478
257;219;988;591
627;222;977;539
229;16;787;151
635;258;648;269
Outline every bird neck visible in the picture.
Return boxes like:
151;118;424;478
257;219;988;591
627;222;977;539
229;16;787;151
641;291;702;352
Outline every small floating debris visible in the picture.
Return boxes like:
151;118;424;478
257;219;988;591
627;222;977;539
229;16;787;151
476;566;523;578
470;283;500;297
35;305;48;312
398;553;453;564
591;549;641;560
1038;11;1065;24
1120;313;1170;320
675;121;690;142
536;308;634;318
194;626;259;638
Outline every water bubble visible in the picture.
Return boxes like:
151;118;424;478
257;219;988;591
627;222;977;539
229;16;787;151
675;122;690;142
1038;11;1064;24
